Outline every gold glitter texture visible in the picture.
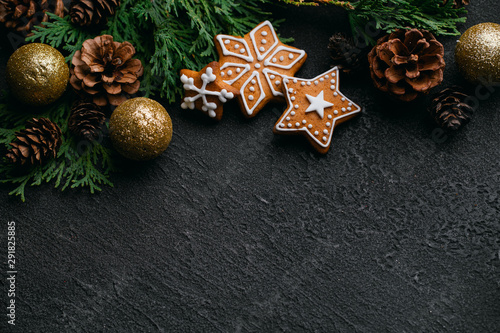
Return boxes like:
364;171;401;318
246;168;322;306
6;43;69;106
110;97;173;161
455;23;500;84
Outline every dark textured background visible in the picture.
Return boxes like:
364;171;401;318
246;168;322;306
1;1;500;332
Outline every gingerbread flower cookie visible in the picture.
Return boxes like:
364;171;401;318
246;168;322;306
215;21;307;118
274;67;361;154
180;62;239;121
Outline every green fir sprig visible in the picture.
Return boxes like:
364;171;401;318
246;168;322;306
0;91;116;202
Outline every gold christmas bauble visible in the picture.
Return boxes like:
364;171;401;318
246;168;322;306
6;43;69;106
110;97;173;161
455;23;500;84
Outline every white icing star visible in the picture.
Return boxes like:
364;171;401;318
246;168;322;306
305;91;333;119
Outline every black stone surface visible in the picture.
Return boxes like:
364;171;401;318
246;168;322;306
1;1;500;332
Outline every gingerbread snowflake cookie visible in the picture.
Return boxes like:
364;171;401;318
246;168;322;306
180;62;239;121
215;21;307;118
274;67;361;154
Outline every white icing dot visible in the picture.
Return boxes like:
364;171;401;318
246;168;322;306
227;70;233;76
294;104;299;109
234;44;240;49
240;49;245;54
255;63;261;69
288;123;292;128
322;136;327;142
249;87;255;92
289;53;294;59
262;31;268;36
330;85;335;90
326;122;331;127
283;78;289;84
342;107;346;112
272;58;277;63
332;73;336;77
288;88;294;93
325;75;329;79
295;122;300;127
248;95;254;101
280;123;285;128
236;68;241;73
334;92;338;96
270;75;275;79
275;80;280;86
224;40;230;45
291;97;296;101
347;107;352;111
259;47;265;52
328;115;333;119
261;39;267;44
293;79;298;83
348;103;353;106
221;72;225;77
323;129;328;134
308;124;313;129
307;82;311;86
291;111;295;116
334;110;339;115
279;56;284;62
302;120;307;124
209;110;216;118
286;116;291;121
314;81;319;86
301;82;306;86
320;78;324;82
314;131;319;136
342;97;346;101
331;79;336;84
251;80;256;84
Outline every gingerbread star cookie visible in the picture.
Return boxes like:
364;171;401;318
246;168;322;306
274;67;361;154
180;62;239;121
215;21;307;118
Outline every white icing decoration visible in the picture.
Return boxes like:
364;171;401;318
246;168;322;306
295;122;300;127
270;75;275;79
342;97;346;101
180;68;235;114
227;70;233;76
263;69;284;97
286;116;290;121
234;44;240;49
249;87;255;92
255;63;261;69
275;81;280;86
326;122;331;127
334;92;338;96
348;103;353;106
288;88;294;93
264;45;306;70
322;136;327;142
314;81;319;86
307;82;311;86
259;47;265;52
305;91;333;119
323;129;328;134
250;21;279;61
289;54;294;59
308;124;313;129
331;79;335;84
301;82;306;86
240;71;265;116
325;75;329;79
220;63;251;85
302;120;307;124
330;85;335;90
314;131;319;136
279;56;284;62
236;68;241;73
291;111;295;116
262;31;268;36
294;104;299;109
320;78;324;82
288;123;292;128
221;72;225;77
280;123;285;127
342;107;346;112
291;97;295;101
293;79;298;83
251;80;256;84
328;115;333;119
347;107;352;111
261;39;267;44
217;35;253;62
272;58;277;63
249;95;254;101
334;110;338;115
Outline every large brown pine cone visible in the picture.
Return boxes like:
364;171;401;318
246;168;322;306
69;35;144;107
69;0;120;27
368;29;445;102
428;88;474;130
443;0;470;8
5;118;62;166
68;100;106;141
0;0;64;33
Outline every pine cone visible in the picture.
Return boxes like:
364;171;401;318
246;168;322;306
69;35;144;106
368;29;445;102
68;100;106;140
442;0;470;9
0;0;65;33
428;88;474;130
328;32;368;75
5;118;62;166
69;0;120;27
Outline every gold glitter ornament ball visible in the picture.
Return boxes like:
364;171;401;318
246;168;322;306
110;97;173;161
6;43;69;106
455;23;500;84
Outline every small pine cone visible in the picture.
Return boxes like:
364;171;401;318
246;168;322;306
6;118;62;166
68;100;106;140
0;0;65;33
428;88;474;130
70;34;144;106
69;0;120;27
442;0;470;9
328;33;368;75
368;29;445;102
